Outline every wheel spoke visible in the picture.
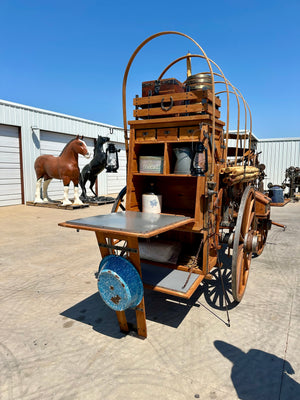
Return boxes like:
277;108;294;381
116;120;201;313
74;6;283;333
241;198;255;237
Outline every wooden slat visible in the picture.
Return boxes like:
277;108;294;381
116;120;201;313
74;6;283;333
129;115;226;128
134;103;220;118
134;90;221;107
126;236;147;338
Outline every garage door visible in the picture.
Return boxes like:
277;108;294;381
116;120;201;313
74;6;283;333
0;124;22;207
40;131;95;200
107;142;127;195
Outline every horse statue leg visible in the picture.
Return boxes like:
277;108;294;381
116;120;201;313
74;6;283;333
73;185;83;205
79;166;89;200
42;179;52;202
62;183;72;206
89;174;98;197
34;178;43;203
79;175;87;199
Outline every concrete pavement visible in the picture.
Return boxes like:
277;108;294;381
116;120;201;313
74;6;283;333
0;201;299;399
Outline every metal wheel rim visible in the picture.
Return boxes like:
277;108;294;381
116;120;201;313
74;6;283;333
111;186;127;213
232;185;255;302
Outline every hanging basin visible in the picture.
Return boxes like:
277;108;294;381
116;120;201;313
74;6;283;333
97;255;144;311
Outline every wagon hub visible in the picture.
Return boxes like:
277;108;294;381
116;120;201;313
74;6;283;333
243;230;259;253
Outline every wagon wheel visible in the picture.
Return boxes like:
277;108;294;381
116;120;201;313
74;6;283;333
109;186;127;255
232;185;256;302
111;186;127;212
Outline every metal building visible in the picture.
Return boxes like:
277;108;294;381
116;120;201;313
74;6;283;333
1;98;300;206
0;99;126;206
257;138;300;189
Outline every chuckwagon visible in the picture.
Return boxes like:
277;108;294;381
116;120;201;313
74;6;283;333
59;32;272;338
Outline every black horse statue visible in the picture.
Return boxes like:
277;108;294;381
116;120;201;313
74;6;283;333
80;135;110;199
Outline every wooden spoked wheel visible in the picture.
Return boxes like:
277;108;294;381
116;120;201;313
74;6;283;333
232;186;256;302
111;186;127;213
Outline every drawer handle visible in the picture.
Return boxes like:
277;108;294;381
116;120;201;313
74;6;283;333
142;131;148;136
164;130;170;135
188;129;194;134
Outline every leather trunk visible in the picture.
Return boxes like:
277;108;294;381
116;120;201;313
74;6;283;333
142;78;185;97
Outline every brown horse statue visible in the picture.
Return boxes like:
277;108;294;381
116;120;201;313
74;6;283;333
34;135;90;205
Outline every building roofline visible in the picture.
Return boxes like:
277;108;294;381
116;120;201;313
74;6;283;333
0;99;123;130
228;129;259;141
258;137;300;142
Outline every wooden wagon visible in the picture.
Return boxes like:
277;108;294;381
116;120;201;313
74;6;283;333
59;32;272;338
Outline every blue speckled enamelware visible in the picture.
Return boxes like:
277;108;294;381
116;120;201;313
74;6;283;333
97;255;144;311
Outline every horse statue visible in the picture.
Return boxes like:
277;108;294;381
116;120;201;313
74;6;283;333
79;135;110;199
34;135;90;206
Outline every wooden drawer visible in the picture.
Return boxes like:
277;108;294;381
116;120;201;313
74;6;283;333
157;127;178;140
179;126;200;140
135;129;156;142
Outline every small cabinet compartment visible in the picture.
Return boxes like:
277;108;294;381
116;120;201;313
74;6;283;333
133;143;165;174
155;176;197;216
157;127;178;141
179;126;201;140
130;175;198;216
135;128;156;142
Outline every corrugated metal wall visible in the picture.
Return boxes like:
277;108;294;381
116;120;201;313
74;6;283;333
1;99;300;205
0;99;126;204
257;138;300;189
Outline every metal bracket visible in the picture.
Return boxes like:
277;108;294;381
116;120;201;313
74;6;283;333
98;242;138;253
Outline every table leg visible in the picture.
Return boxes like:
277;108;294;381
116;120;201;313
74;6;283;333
127;237;147;338
95;231;129;333
116;311;129;332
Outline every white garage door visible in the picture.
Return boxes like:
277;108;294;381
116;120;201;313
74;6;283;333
40;131;95;200
107;142;127;195
0;124;22;207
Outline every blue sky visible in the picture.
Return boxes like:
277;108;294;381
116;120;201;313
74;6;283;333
0;0;299;138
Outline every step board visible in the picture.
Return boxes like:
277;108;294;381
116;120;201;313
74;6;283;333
141;262;204;299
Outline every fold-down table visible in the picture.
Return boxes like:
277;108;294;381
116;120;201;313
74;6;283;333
59;211;194;337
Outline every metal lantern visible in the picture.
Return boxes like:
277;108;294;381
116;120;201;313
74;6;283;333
105;143;120;173
190;142;208;176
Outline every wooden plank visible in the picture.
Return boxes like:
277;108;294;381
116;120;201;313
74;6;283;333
127;236;147;338
271;198;291;207
129;115;225;128
134;90;221;107
134;103;220;119
26;201;89;210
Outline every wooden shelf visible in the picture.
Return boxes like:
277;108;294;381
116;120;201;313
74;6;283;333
141;262;205;299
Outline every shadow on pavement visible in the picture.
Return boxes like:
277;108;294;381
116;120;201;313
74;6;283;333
60;287;204;338
60;246;241;337
214;340;300;400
